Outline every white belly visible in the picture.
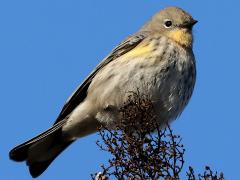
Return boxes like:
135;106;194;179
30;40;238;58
87;44;195;126
63;39;195;139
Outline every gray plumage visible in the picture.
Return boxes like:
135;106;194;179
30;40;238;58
9;6;197;178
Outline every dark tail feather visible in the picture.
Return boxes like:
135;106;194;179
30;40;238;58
9;119;74;178
27;141;73;178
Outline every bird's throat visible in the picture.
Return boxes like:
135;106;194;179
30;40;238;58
167;29;193;47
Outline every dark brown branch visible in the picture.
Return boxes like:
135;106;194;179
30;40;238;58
92;92;224;180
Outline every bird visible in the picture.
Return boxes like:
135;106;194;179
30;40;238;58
9;6;197;178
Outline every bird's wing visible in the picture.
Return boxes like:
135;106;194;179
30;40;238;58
54;32;149;124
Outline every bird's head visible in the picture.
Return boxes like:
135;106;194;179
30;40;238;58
141;6;198;48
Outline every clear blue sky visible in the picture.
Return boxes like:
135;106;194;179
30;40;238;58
1;0;239;179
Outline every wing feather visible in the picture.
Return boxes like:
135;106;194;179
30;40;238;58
54;32;149;124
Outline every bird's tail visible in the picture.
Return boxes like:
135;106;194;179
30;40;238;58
9;119;74;178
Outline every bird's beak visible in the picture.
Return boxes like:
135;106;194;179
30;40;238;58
188;19;198;29
181;19;198;29
191;19;198;26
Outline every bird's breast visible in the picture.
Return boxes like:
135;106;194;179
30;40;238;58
88;37;196;125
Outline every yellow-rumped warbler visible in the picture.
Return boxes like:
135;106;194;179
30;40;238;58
9;6;197;177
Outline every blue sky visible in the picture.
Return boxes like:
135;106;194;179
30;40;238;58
1;0;239;179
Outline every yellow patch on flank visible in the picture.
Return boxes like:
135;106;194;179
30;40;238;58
122;42;154;59
167;29;193;47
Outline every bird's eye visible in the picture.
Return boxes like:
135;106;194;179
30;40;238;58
164;20;172;28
